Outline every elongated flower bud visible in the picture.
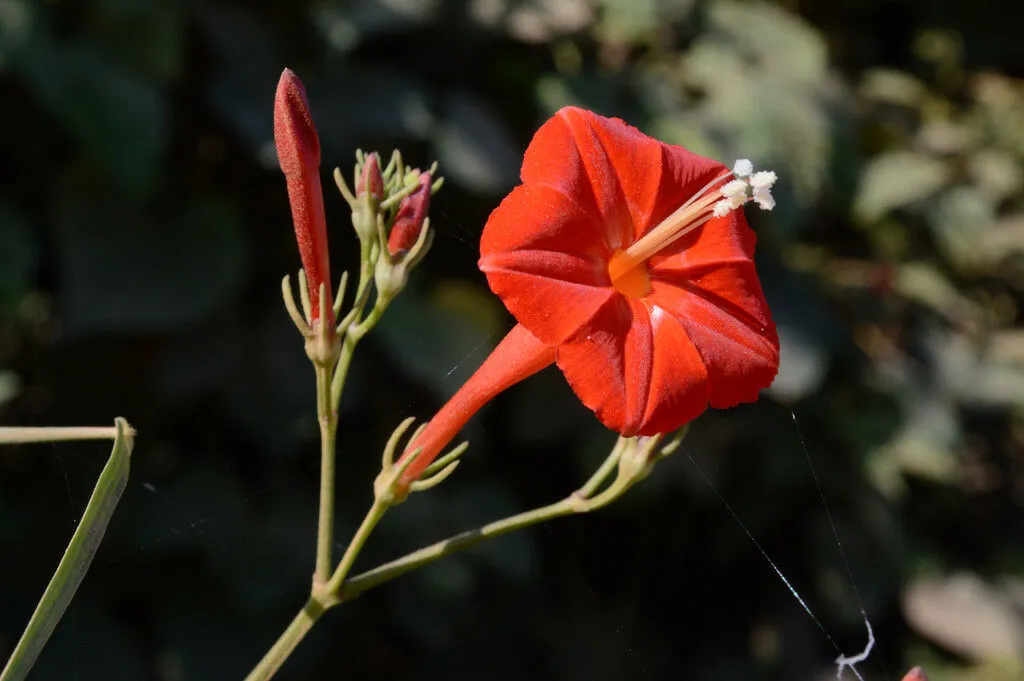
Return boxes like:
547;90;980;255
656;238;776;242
274;68;334;327
388;171;431;255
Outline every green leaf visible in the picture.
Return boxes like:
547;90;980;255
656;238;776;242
0;419;134;681
868;394;959;498
894;262;988;330
678;0;836;232
472;0;593;42
859;68;927;107
855;151;952;222
927;186;995;271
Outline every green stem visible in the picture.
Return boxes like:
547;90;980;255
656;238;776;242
243;597;326;681
338;497;575;602
350;296;390;341
325;498;389;594
0;426;131;445
314;365;338;584
575;437;627;498
336;440;627;602
329;335;356;413
330;241;372;406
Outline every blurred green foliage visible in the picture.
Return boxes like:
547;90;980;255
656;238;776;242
2;1;1023;680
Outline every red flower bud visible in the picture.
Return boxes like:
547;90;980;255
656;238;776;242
356;152;384;200
388;171;431;255
274;68;334;327
901;668;928;681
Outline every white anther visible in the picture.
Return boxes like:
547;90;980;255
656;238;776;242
721;179;748;198
749;170;778;189
712;199;734;217
753;187;775;211
733;159;753;178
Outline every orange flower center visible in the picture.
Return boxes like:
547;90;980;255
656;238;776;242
608;251;651;298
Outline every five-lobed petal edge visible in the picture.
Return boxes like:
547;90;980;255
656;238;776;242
479;106;779;436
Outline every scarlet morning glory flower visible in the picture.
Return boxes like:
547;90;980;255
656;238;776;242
397;107;779;485
274;68;334;327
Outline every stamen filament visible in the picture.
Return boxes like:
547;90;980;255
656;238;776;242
608;159;777;291
624;185;725;264
678;170;733;212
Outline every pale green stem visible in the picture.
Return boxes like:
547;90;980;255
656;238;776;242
575;437;627;498
330;241;373;405
0;426;131;445
329;336;357;415
314;365;338;584
350;295;391;341
336;440;626;602
242;597;326;681
338;497;575;602
325;498;389;594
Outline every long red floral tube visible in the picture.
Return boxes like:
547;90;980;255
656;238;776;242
274;68;334;327
399;325;555;482
398;107;780;485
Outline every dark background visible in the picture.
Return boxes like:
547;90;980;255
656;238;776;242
2;1;1023;680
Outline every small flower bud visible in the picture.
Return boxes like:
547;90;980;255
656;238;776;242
374;218;433;302
388;171;432;256
356;152;384;201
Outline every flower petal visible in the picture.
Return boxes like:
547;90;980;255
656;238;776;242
650;210;759;275
638;304;713;433
555;295;710;435
481;183;611;261
480;183;616;345
526;108;728;244
646;267;778;409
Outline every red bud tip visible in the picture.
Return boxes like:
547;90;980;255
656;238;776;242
273;68;333;325
274;68;321;177
357;152;385;200
900;667;928;681
388;171;432;255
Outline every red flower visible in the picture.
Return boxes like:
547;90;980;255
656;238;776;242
397;107;778;485
274;68;334;327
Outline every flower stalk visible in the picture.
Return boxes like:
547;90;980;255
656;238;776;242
337;430;685;602
245;429;682;681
